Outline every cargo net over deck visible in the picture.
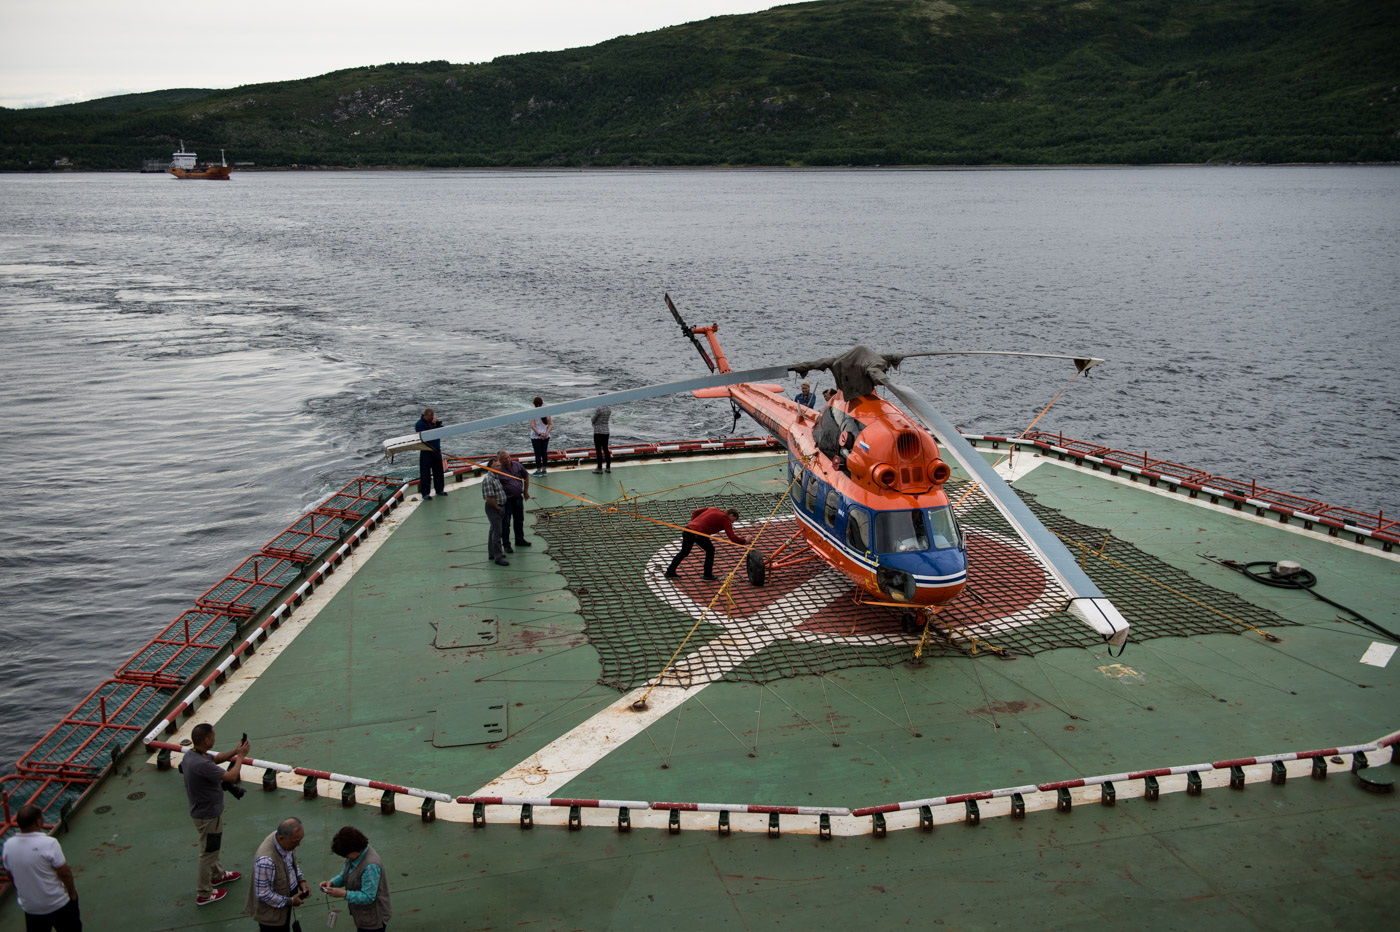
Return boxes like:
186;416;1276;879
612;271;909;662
536;478;1296;690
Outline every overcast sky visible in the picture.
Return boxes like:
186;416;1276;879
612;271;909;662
0;1;781;109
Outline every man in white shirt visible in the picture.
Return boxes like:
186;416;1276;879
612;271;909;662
0;804;81;930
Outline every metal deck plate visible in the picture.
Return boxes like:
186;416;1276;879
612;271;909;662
435;615;499;648
432;700;508;747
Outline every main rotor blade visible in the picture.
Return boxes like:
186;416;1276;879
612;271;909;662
882;378;1130;648
382;364;791;457
889;350;1105;374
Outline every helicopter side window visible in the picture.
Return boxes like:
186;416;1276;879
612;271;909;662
873;509;930;554
845;507;870;552
804;473;820;513
926;506;962;550
824;489;840;527
790;463;803;504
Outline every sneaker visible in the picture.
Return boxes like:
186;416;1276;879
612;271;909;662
604;466;611;473
213;871;241;885
591;467;603;474
196;890;229;907
494;557;510;566
515;539;532;547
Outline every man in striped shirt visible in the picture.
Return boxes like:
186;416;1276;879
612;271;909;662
482;465;509;566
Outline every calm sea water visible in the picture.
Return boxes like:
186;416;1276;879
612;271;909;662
1;166;1396;769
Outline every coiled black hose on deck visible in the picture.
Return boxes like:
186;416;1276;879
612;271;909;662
1215;558;1399;643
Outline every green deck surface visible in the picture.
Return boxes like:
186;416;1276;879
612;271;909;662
3;452;1396;929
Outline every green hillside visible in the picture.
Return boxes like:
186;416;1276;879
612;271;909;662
3;0;1397;170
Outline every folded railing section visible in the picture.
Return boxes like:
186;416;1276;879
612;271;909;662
0;474;407;890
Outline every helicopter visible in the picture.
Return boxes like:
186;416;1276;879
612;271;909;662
383;295;1130;649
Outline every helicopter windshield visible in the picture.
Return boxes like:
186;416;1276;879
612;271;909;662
873;506;961;553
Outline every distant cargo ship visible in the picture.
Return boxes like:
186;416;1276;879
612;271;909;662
168;140;231;180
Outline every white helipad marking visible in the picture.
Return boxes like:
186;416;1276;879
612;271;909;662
1360;641;1396;668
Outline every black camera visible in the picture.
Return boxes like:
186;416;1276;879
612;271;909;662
223;781;246;800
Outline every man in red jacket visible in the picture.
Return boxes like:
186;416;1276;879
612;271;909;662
664;507;746;580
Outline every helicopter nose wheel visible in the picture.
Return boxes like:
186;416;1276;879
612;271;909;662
899;612;920;634
745;550;767;586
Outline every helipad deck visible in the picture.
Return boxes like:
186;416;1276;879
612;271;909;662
2;449;1396;930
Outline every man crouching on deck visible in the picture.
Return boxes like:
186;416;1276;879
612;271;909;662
664;507;746;581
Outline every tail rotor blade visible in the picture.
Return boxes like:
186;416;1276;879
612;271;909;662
665;292;716;372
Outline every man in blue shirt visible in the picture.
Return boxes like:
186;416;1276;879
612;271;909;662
415;408;448;500
794;382;817;408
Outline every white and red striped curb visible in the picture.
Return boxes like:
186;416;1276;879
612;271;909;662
146;728;1397;832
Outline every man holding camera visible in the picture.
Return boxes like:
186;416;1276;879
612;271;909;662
182;723;250;906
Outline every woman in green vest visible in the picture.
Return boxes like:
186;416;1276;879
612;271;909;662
319;826;392;932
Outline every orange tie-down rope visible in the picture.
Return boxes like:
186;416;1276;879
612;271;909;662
444;454;787;545
632;463;810;710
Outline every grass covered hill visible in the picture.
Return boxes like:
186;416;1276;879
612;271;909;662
3;0;1397;170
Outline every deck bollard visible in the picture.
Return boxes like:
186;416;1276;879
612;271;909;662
472;802;485;827
668;808;680;835
520;803;533;829
919;805;935;830
1229;765;1246;789
820;813;832;840
718;810;730;836
1057;787;1073;812
872;812;887;838
1186;771;1202;795
1101;782;1116;807
420;798;435;823
1352;751;1369;772
767;812;780;838
380;790;396;814
617;807;631;832
1144;775;1160;801
568;804;582;831
1311;756;1327;779
341;783;355;807
303;775;318;799
156;748;172;771
964;799;980;826
1271;762;1287;785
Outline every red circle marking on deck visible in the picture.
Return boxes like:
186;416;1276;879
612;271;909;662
653;518;1049;641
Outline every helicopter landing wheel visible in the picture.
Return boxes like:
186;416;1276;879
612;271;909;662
899;612;921;634
745;550;767;586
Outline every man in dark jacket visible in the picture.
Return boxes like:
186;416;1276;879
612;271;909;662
494;449;533;552
664;507;746;580
415;408;447;500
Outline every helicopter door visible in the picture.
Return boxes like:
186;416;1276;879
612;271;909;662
844;506;871;555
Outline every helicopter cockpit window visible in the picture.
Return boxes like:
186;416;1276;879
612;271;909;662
873;509;930;554
804;473;820;512
925;506;962;550
845;507;870;552
824;489;840;527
